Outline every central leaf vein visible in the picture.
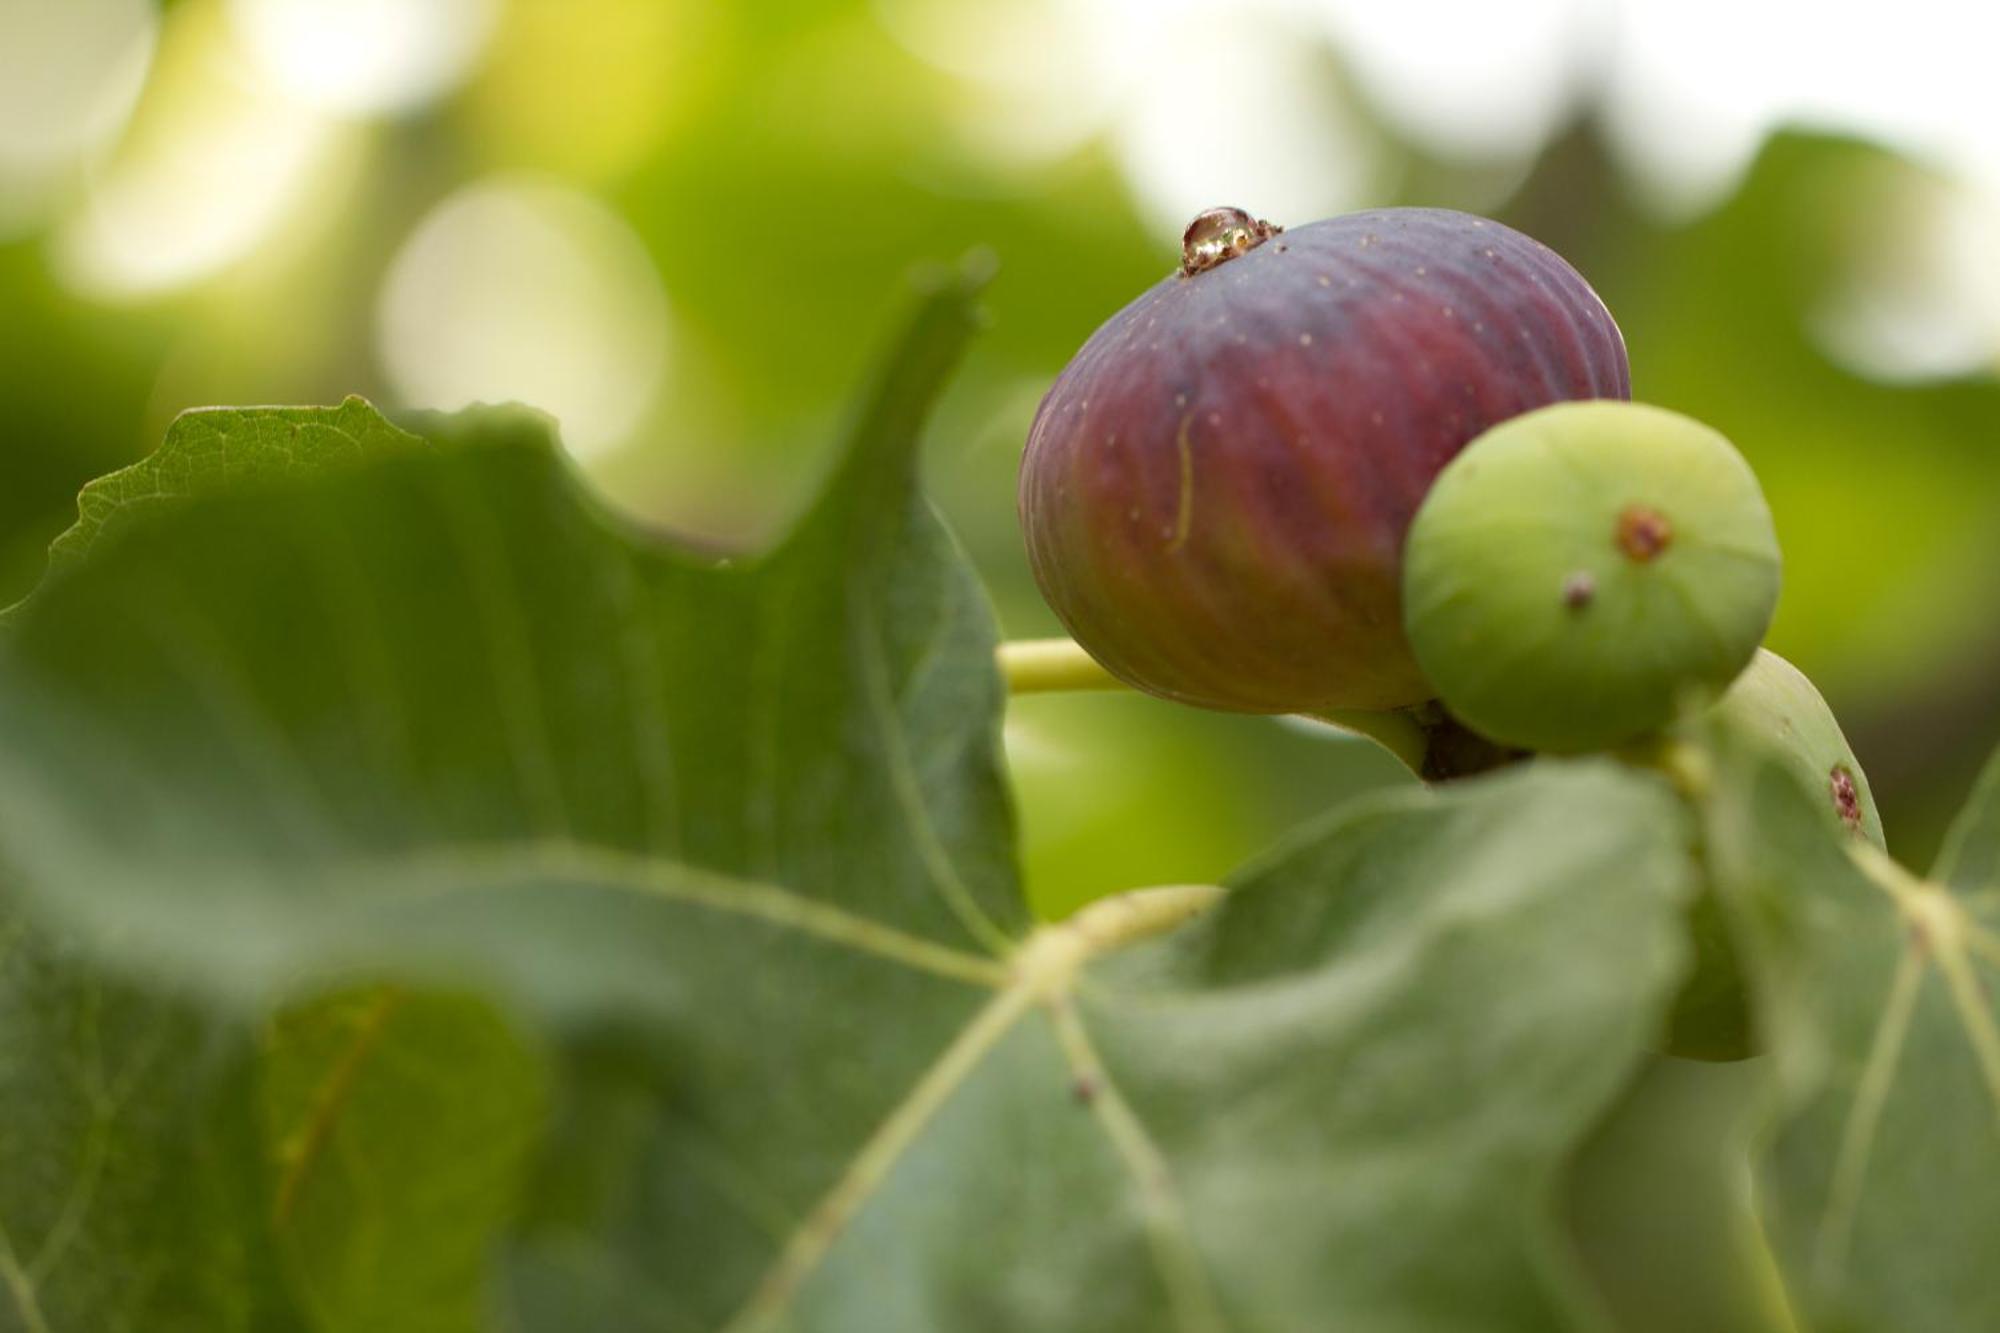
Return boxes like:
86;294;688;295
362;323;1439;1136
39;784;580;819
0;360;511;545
1046;992;1227;1333
848;572;1013;956
1815;943;1925;1278
384;841;1012;989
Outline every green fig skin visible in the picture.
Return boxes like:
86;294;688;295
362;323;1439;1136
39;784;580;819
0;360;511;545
1705;647;1883;848
1662;648;1883;1061
1404;401;1781;754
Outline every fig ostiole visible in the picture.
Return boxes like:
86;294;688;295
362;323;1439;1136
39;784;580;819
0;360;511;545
1402;400;1781;754
1019;206;1629;715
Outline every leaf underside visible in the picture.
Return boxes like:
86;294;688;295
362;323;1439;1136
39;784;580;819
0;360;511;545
1708;739;2000;1333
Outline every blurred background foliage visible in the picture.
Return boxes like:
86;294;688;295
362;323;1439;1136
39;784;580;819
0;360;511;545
2;0;1998;921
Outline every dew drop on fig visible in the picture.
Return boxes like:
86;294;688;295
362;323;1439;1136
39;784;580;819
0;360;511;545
1181;207;1279;276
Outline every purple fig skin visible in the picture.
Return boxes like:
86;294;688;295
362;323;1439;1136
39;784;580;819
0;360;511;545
1019;207;1631;713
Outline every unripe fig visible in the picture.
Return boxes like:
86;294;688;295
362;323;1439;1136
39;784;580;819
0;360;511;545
1019;206;1629;713
1403;401;1780;753
1707;647;1883;848
1664;649;1883;1061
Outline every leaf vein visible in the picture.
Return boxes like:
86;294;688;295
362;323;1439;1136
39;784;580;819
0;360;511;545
1814;942;1925;1279
848;573;1012;955
379;841;1011;989
1046;993;1227;1333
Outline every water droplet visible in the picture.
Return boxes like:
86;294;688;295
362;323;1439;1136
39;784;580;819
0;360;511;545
1180;206;1279;276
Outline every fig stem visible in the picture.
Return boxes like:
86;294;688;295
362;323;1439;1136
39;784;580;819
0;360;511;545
996;637;1430;777
1306;709;1431;776
997;637;1125;694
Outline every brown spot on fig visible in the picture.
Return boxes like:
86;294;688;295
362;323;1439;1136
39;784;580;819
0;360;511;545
1071;1074;1100;1105
1180;206;1281;276
1830;765;1864;830
1562;572;1596;609
1616;504;1673;562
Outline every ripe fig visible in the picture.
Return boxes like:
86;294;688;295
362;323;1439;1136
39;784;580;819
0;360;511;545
1019;206;1629;714
1403;401;1780;753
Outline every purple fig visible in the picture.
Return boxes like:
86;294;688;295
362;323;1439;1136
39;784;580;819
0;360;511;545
1019;206;1630;713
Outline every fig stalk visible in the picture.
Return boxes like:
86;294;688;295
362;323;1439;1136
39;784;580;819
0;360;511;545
996;637;1444;777
997;637;1126;694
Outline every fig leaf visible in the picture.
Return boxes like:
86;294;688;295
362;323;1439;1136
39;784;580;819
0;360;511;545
0;267;1691;1331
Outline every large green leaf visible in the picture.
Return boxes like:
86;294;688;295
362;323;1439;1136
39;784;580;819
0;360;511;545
0;925;282;1332
261;987;545;1333
40;398;426;581
1707;738;2000;1331
0;266;1697;1329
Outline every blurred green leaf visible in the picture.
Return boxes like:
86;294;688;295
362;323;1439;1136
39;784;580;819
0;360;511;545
0;924;280;1332
40;398;426;583
1932;748;2000;893
1563;1057;1791;1333
0;267;1695;1329
1709;734;2000;1331
263;988;544;1333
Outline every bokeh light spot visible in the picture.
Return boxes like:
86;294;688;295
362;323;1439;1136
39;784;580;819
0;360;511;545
1110;14;1377;237
376;177;672;461
225;0;498;116
0;0;158;232
54;2;348;300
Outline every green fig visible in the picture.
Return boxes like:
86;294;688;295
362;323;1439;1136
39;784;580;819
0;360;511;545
1706;647;1883;848
1663;648;1882;1061
1403;401;1781;753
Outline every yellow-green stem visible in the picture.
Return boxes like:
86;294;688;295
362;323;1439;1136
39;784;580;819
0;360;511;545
996;637;1125;694
996;637;1426;777
1306;709;1430;776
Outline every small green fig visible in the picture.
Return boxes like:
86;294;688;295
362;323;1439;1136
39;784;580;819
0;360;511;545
1403;401;1781;753
1706;647;1883;848
1663;648;1882;1061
